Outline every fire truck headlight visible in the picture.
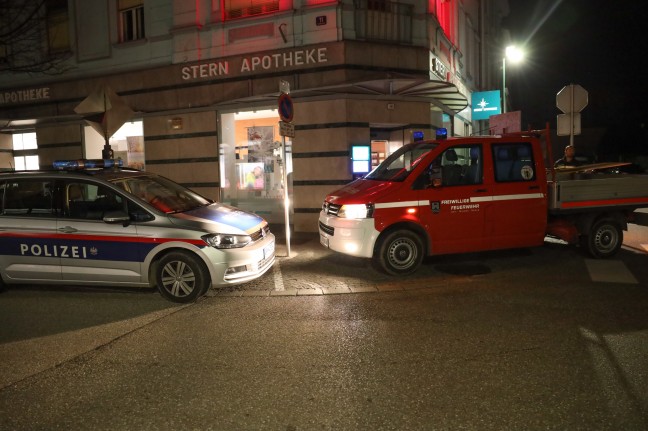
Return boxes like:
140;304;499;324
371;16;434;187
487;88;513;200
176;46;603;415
202;233;251;249
338;204;374;219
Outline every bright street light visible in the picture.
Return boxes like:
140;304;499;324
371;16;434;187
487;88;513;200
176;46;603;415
502;45;524;113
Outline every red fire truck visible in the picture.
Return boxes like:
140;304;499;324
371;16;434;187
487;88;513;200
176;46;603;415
318;128;648;275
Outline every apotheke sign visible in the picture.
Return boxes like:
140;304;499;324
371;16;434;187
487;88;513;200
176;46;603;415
181;47;329;81
0;87;50;106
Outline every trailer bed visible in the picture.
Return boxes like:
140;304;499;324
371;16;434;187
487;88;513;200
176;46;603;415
548;173;648;213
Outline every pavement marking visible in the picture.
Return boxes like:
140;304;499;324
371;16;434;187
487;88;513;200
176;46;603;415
585;259;639;284
273;260;285;291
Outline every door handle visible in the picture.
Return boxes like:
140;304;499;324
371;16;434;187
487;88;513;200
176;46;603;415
528;185;540;190
58;226;78;233
475;188;487;193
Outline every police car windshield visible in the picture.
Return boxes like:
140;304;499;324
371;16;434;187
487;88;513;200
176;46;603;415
365;142;437;182
114;175;211;213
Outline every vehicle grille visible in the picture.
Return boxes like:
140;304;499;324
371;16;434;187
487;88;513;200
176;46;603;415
250;224;271;242
322;201;341;216
319;221;334;236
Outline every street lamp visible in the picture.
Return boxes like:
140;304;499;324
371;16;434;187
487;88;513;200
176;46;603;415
502;45;524;113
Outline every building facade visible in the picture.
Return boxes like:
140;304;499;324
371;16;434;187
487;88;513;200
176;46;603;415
0;0;510;232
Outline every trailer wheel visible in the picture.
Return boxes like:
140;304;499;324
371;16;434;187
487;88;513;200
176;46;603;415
375;230;424;275
154;251;210;303
584;219;623;258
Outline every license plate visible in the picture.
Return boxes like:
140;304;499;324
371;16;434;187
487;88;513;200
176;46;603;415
320;234;329;248
263;241;275;259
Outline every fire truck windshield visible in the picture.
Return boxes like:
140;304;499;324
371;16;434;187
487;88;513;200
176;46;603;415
365;142;437;182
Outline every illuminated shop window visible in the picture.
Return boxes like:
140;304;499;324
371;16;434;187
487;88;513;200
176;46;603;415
12;132;39;171
223;0;281;20
12;132;37;151
119;0;145;42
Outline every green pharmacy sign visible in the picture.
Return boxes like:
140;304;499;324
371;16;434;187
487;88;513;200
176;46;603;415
472;91;501;121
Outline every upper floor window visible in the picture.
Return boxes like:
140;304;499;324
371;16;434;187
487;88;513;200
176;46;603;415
354;0;413;44
431;0;456;46
224;0;280;20
46;0;70;53
119;0;145;42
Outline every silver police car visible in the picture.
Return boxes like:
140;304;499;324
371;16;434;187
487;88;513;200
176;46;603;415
0;159;275;302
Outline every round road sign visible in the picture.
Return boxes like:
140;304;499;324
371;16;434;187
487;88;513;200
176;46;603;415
278;93;294;123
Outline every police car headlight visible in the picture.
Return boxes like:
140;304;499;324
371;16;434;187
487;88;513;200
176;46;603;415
202;233;251;249
337;204;374;219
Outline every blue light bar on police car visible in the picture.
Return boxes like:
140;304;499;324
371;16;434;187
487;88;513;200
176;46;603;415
53;159;123;170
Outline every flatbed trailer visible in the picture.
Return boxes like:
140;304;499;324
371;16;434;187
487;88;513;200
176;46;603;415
548;173;648;213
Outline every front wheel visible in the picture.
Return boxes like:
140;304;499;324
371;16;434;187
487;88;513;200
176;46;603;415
375;230;424;275
154;251;210;303
583;219;623;258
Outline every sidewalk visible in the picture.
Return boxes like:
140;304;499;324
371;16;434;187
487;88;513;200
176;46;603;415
206;220;648;298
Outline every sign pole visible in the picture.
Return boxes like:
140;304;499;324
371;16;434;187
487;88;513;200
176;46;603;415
281;134;290;257
278;81;293;257
569;85;575;148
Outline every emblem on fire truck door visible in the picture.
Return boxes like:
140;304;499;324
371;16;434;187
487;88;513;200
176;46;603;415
431;201;441;214
521;165;534;180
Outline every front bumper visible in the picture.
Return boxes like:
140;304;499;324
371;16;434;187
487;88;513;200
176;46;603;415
318;211;378;258
205;233;276;286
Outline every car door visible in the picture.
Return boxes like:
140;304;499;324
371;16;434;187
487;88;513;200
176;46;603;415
414;144;488;255
58;179;144;284
483;141;547;249
0;177;62;281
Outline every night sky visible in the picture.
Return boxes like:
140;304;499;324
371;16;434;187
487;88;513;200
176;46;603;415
503;0;647;132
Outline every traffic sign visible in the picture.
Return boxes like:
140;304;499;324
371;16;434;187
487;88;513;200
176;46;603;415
279;121;295;138
278;93;294;123
556;113;581;136
556;84;588;113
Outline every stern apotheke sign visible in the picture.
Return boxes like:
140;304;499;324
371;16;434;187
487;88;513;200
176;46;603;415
181;47;329;81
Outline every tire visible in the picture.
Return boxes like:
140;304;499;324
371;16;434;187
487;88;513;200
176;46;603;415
375;230;424;275
154;251;210;303
585;219;623;258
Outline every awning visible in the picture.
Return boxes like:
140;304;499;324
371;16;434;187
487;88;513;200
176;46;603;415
298;78;469;114
216;76;469;115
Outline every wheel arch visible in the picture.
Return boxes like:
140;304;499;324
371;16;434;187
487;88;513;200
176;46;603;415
374;221;429;257
144;242;215;287
576;210;628;237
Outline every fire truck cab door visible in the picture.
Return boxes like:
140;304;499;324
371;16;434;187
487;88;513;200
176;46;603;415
414;145;487;255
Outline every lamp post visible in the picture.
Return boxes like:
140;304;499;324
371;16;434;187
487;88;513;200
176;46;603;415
502;45;524;113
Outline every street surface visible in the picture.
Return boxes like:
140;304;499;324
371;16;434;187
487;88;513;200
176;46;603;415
1;223;647;430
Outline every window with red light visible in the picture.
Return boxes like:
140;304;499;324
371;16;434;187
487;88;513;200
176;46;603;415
431;0;455;45
223;0;286;20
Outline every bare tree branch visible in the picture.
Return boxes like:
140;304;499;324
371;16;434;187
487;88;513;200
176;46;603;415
0;0;72;76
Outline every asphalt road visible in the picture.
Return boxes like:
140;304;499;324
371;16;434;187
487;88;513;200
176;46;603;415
1;225;647;430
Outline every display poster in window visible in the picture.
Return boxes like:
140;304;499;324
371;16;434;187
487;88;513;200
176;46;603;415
247;126;274;162
127;136;145;170
237;162;265;190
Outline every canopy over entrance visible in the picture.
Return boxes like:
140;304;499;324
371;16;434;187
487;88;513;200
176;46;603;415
216;75;469;114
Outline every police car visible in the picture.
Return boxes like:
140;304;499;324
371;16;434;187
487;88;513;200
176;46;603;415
0;159;275;302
